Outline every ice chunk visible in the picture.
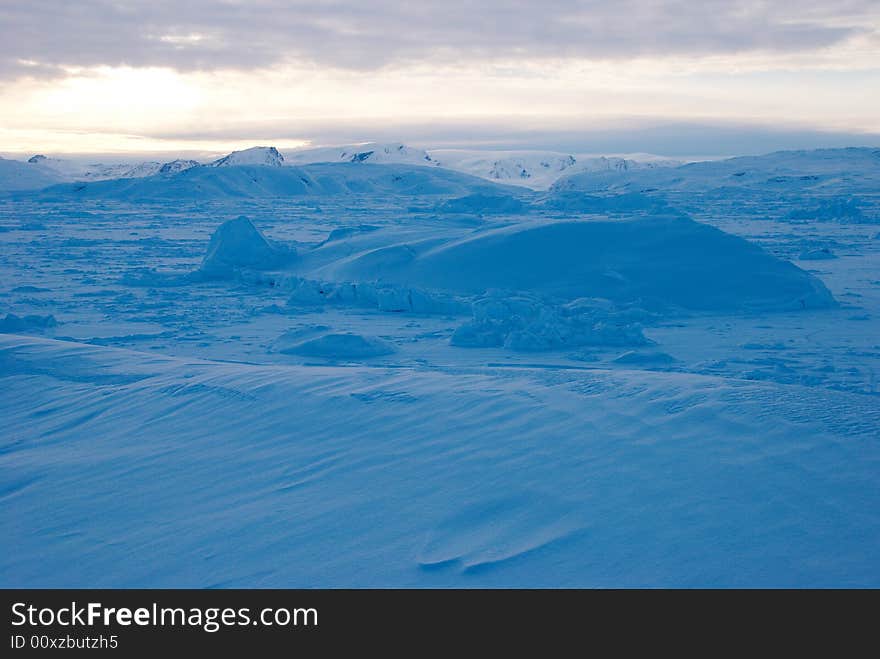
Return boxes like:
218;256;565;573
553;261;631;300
199;216;295;278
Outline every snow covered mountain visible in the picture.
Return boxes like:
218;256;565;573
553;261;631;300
431;150;679;190
9;145;675;191
285;142;437;167
30;162;511;201
210;146;284;167
158;159;200;175
553;147;880;194
283;143;678;189
27;155;163;181
119;161;162;178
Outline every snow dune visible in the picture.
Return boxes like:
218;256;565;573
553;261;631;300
1;334;878;587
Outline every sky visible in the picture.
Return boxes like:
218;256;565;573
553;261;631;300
1;0;879;158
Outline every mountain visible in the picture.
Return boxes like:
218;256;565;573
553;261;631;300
553;147;880;194
158;159;200;175
284;144;678;189
285;142;437;167
28;162;513;201
119;161;162;178
431;150;678;190
210;146;284;167
26;155;163;181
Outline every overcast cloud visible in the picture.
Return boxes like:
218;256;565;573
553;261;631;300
1;0;877;79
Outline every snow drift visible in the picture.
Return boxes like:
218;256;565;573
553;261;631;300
321;216;836;312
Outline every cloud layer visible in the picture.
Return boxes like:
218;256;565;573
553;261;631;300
2;0;876;79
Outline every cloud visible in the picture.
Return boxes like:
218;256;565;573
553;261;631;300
1;0;876;80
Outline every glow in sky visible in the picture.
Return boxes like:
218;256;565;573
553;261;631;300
1;1;878;156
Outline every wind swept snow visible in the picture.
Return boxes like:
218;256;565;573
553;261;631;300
1;335;877;587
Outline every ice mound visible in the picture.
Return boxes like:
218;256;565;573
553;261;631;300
325;216;836;312
0;313;57;333
199;216;295;278
799;248;837;260
436;193;527;215
451;293;652;351
277;332;396;358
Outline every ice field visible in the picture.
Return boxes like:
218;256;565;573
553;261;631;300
1;146;879;586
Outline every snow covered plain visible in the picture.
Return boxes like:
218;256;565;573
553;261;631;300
1;148;878;586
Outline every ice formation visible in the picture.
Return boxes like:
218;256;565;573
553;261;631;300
451;294;652;351
199;216;295;278
325;216;836;311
